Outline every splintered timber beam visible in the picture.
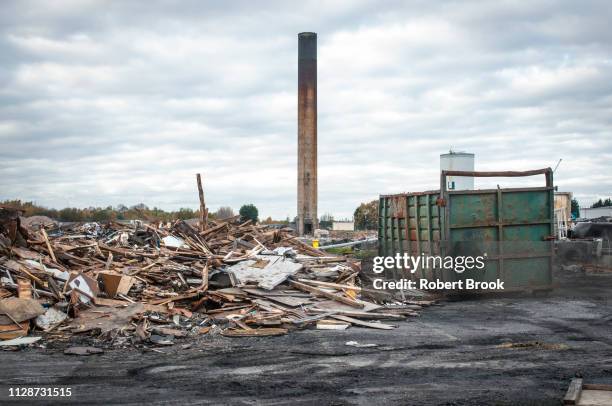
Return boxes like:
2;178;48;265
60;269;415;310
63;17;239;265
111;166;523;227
196;173;207;231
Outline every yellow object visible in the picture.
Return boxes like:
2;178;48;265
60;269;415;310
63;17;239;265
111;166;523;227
312;239;319;248
344;289;357;299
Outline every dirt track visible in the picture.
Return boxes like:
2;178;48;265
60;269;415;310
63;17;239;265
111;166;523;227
1;270;611;405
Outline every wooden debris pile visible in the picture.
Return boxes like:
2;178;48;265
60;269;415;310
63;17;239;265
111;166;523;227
0;207;434;349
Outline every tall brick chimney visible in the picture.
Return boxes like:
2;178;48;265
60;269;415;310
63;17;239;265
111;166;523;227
297;32;318;235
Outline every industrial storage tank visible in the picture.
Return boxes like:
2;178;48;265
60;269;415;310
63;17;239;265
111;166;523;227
440;151;475;190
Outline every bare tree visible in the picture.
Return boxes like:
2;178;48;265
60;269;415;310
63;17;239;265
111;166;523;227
215;206;235;219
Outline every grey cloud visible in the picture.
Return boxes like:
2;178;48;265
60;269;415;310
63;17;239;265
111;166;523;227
0;0;611;218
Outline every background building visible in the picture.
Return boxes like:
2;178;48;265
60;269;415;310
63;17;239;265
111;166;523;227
332;220;354;231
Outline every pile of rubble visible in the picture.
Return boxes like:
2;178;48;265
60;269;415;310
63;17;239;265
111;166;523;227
0;207;433;351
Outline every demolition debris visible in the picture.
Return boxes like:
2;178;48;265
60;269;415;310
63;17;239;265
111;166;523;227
0;206;433;350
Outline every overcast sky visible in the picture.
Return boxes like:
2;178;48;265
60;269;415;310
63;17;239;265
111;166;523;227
0;0;611;219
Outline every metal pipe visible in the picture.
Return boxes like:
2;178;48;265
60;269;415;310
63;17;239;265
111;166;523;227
319;238;378;250
441;168;552;178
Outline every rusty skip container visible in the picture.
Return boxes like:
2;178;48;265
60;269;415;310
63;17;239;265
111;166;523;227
378;168;555;292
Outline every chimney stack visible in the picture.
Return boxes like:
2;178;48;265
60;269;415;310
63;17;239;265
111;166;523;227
297;32;318;235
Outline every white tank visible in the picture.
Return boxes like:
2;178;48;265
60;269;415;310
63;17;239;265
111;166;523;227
440;151;475;190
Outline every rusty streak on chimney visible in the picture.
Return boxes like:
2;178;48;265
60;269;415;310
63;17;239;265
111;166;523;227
297;32;318;236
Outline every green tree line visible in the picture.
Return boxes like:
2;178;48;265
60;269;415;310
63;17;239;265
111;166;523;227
591;198;612;208
0;200;212;223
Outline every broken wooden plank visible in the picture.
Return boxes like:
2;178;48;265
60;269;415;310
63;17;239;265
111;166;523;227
149;292;200;305
316;320;350;330
221;327;287;337
297;278;362;292
307;308;407;320
564;378;612;405
98;272;135;298
565;378;583;405
331;315;396;330
289;280;364;308
40;227;57;263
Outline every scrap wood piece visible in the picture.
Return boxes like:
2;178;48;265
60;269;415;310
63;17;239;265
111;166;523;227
314;298;381;313
135;319;149;340
336;270;359;284
69;303;144;334
307;308;407;320
40;227;57;263
104;252;113;270
237;220;252;228
149;292;200;306
169;307;193;318
93;297;131;307
0;320;30;340
199;221;229;237
2;259;44;285
196;262;208;293
288;238;327;257
291;311;337;326
289;280;364;308
0;336;42;346
130;259;163;275
98;272;135;298
232;319;252;331
17;278;32;299
316;320;350;330
152;327;188;337
297;278;361;292
10;246;40;260
0;288;13;299
331;315;396;330
251;298;292;313
565;378;583;405
244;288;311;308
298;278;396;299
47;277;62;300
577;387;612;406
0;297;45;323
207;304;252;314
98;243;159;259
221;327;287;337
564;377;612;405
256;294;310;308
249;288;310;297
